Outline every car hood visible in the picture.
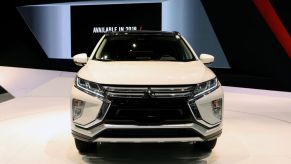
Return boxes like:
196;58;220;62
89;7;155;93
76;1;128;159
78;60;216;85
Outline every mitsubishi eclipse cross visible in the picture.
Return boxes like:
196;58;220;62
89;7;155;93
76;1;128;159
71;31;224;154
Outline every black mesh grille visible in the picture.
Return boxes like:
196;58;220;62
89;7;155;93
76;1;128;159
104;98;195;125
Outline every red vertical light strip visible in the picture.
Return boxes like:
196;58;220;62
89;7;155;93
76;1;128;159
253;0;291;58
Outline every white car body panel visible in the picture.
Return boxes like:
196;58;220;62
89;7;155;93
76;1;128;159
78;60;215;85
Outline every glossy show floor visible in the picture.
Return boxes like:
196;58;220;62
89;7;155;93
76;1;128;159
0;66;291;164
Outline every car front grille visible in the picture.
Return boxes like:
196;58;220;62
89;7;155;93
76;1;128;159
100;85;198;125
104;98;195;125
102;85;195;99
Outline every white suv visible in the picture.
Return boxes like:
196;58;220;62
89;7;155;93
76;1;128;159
71;31;224;154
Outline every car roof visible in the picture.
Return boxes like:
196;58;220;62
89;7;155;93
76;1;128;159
105;30;181;37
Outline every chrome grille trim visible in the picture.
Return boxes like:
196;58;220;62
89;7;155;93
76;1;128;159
102;85;195;98
152;92;192;98
102;86;148;93
150;86;194;92
95;137;203;143
107;92;145;98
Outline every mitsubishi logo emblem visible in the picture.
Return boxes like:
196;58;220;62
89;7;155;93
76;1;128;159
147;88;152;95
145;87;153;98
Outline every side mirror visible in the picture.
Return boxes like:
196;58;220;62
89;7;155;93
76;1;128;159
200;54;214;64
73;53;88;66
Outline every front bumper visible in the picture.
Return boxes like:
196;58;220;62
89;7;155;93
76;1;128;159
71;85;224;143
72;123;222;143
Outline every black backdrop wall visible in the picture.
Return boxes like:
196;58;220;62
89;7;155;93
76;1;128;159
1;0;290;91
202;0;291;91
0;0;79;72
71;3;162;56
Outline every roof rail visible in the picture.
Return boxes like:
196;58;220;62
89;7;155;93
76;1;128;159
173;31;181;36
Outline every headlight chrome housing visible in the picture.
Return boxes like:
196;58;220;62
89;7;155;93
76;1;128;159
193;78;219;98
75;76;105;99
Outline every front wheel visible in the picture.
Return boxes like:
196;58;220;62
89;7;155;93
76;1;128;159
74;138;96;154
195;139;217;151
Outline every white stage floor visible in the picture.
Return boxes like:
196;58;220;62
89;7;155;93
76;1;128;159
0;66;291;164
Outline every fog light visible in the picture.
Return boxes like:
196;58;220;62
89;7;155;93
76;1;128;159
211;98;222;120
72;99;85;120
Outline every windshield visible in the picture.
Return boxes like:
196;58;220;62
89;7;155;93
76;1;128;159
94;35;196;61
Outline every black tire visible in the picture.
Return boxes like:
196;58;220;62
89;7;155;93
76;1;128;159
74;138;96;154
195;139;217;151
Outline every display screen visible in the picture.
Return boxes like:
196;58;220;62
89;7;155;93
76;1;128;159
71;3;162;56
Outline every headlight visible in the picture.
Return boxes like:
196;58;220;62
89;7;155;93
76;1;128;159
194;78;219;98
75;76;104;98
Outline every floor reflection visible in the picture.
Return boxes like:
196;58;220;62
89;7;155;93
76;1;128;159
82;143;210;164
